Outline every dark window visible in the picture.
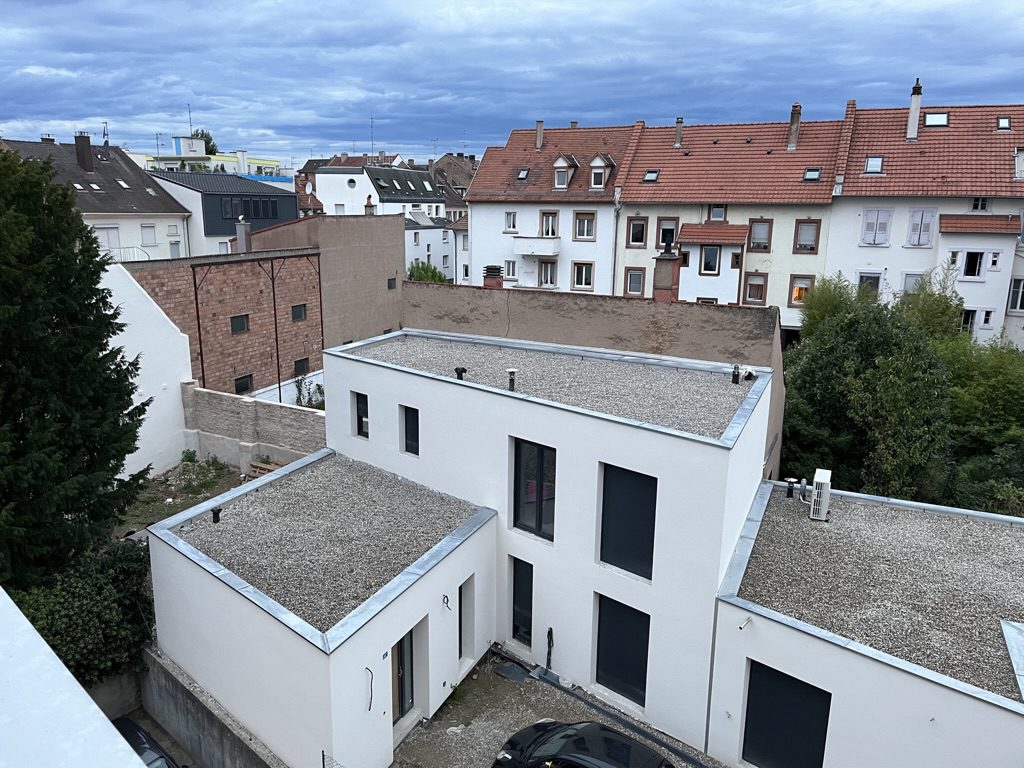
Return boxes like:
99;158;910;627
596;595;650;706
271;199;278;218
600;465;657;579
354;392;369;438
291;303;307;321
964;251;984;277
743;661;831;768
221;198;232;218
231;198;242;218
242;198;252;218
387;277;397;290
511;558;533;646
293;357;309;376
513;438;556;540
230;314;249;334
403;405;419;455
234;374;253;395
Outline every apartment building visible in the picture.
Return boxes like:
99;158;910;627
314;161;444;218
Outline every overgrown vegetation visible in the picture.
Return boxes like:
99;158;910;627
407;261;448;283
783;270;1024;515
191;128;218;155
294;374;325;409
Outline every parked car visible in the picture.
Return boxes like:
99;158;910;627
492;720;675;768
112;717;185;768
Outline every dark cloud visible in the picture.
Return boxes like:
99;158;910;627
3;0;1022;165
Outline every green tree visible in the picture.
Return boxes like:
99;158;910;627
407;261;447;283
192;128;218;155
0;151;149;587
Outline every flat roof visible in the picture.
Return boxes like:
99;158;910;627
178;453;479;632
344;332;761;440
738;488;1024;702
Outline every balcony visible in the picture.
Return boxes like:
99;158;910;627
512;236;560;258
106;246;153;262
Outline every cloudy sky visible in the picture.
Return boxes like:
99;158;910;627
2;0;1022;167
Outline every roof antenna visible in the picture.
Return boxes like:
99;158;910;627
187;102;193;135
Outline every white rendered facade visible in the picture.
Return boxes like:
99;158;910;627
316;168;446;219
405;223;456;280
88;211;191;262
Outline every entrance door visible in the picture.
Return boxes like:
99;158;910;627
391;630;414;724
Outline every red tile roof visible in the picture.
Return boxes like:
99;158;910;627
676;223;749;245
466;124;637;203
620;120;842;204
449;216;468;231
939;214;1022;234
839;104;1024;197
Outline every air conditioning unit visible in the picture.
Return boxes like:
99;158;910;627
809;468;832;522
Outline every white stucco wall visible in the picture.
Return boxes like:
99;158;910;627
316;170;378;215
1005;252;1024;347
87;212;190;261
405;226;455;280
708;600;1024;767
103;264;191;476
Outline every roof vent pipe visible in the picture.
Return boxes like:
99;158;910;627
212;507;221;524
535;120;544;151
787;103;801;151
455;367;467;380
674;117;684;149
732;364;740;384
907;78;923;141
507;368;517;391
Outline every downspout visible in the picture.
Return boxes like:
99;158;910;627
191;265;206;388
612;186;622;294
270;259;283;403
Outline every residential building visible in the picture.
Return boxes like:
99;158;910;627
315;163;444;218
149;171;299;255
1;133;191;262
450;215;470;279
132;135;293;181
410;152;479;222
295;157;329;216
405;213;456;280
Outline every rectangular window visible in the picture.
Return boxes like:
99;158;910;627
657;217;678;250
511;558;533;647
973;197;989;211
903;273;924;293
864;155;884;174
574;212;595;240
803;167;822;181
541;211;558;237
982;310;994;327
554;168;568;188
291;303;307;321
230;314;249;335
413;231;420;245
231;198;242;218
572;261;594;290
461;234;468;252
354;391;369;438
221;198;232;218
743;661;831;768
596;595;650;706
504;260;517;280
591;168;605;188
387;277;397;290
744;272;767;304
402;405;419;455
505;211;517;231
458;576;474;662
789;275;815;306
442;230;449;241
679;250;689;268
793;220;821;253
242;198;252;219
858;272;881;298
924;111;949;127
961;309;977;332
270;200;278;218
991;253;1001;269
642;169;659;182
539;260;557;288
1016;149;1024;180
964;251;984;277
1010;278;1024;312
442;254;449;267
600;465;657;579
234;374;253;395
462;263;470;279
627;217;648;247
860;209;892;245
513;438;555;539
293;357;309;376
517;168;529;180
169;241;181;258
997;116;1011;130
907;208;935;246
708;203;727;221
748;219;772;251
625;268;645;296
700;245;721;276
140;224;156;246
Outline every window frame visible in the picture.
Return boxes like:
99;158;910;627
293;357;310;376
599;464;657;580
512;438;556;541
857;271;882;298
902;272;925;293
291;303;307;322
140;224;157;246
743;272;768;305
401;405;419;456
540;210;559;238
792;219;821;254
571;261;595;291
353;391;369;438
656;217;679;251
788;274;816;307
860;208;893;246
962;250;985;279
699;245;721;276
573;211;596;241
641;169;660;183
511;557;533;646
591;168;605;189
924;111;949;127
1009;277;1024;314
997;116;1011;131
906;208;936;247
624;267;646;296
864;155;884;174
230;314;250;335
972;197;989;211
504;260;518;281
626;216;648;248
554;167;569;189
747;218;773;252
708;203;727;222
233;374;253;395
538;260;557;288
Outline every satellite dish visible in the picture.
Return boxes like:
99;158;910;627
304;182;312;194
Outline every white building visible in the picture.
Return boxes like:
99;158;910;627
315;164;444;219
405;213;456;280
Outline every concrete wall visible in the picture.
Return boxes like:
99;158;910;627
141;650;287;768
104;264;192;476
708;600;1024;766
400;282;785;476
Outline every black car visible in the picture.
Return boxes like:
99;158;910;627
112;717;185;768
493;720;675;768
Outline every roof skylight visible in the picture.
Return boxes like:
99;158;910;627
864;156;884;174
72;182;84;190
116;179;130;189
516;169;529;180
803;167;822;181
642;169;660;182
924;112;949;127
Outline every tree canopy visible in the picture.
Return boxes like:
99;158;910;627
192;128;219;155
0;151;149;587
407;261;448;283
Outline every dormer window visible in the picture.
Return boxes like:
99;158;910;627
591;168;605;188
803;167;821;181
517;168;529;180
997;116;1012;131
555;168;569;188
553;155;576;189
864;156;884;174
589;155;610;189
642;169;660;183
924;112;949;127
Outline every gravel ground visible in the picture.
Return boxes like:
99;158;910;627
739;490;1024;701
393;653;727;768
352;336;754;439
180;454;478;631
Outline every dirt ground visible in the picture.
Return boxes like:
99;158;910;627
392;653;726;768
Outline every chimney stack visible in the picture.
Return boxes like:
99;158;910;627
364;194;375;215
570;121;578;129
469;154;476;163
907;78;922;141
483;264;504;288
673;117;684;149
787;103;801;151
234;220;252;253
40;134;55;145
535;120;544;151
74;131;94;172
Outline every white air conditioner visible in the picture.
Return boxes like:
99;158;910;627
809;468;832;521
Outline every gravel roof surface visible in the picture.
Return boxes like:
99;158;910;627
739;490;1024;701
350;336;755;438
179;455;478;632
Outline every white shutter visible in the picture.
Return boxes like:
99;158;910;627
862;210;878;243
919;210;934;245
875;209;891;244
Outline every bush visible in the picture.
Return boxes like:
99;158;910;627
11;540;153;687
407;261;447;283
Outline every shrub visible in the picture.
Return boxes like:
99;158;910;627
407;261;447;283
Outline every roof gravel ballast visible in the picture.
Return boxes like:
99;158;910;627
739;490;1024;702
179;454;478;631
347;334;757;439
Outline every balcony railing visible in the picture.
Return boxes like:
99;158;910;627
106;246;152;262
512;236;560;257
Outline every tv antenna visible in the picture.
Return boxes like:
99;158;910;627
187;102;193;134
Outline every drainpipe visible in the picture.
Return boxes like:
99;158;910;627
191;265;207;388
612;186;623;294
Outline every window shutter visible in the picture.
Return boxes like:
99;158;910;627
875;210;891;243
862;210;877;242
920;210;934;244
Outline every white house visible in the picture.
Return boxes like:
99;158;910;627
315;164;444;219
405;213;456;280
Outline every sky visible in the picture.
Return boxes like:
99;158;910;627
2;0;1023;168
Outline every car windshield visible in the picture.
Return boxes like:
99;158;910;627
531;725;583;759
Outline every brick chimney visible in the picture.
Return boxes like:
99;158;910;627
40;134;55;145
787;103;801;151
673;117;684;149
535;120;544;151
907;78;922;141
482;264;503;288
74;131;93;172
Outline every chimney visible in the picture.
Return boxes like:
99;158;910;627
787;103;801;151
408;158;415;167
74;131;93;172
378;150;386;163
40;134;55;145
907;78;922;141
457;152;464;158
570;121;578;129
428;158;434;173
673;117;684;149
483;264;503;288
469;154;476;163
234;221;252;253
364;194;375;215
535;120;544;151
